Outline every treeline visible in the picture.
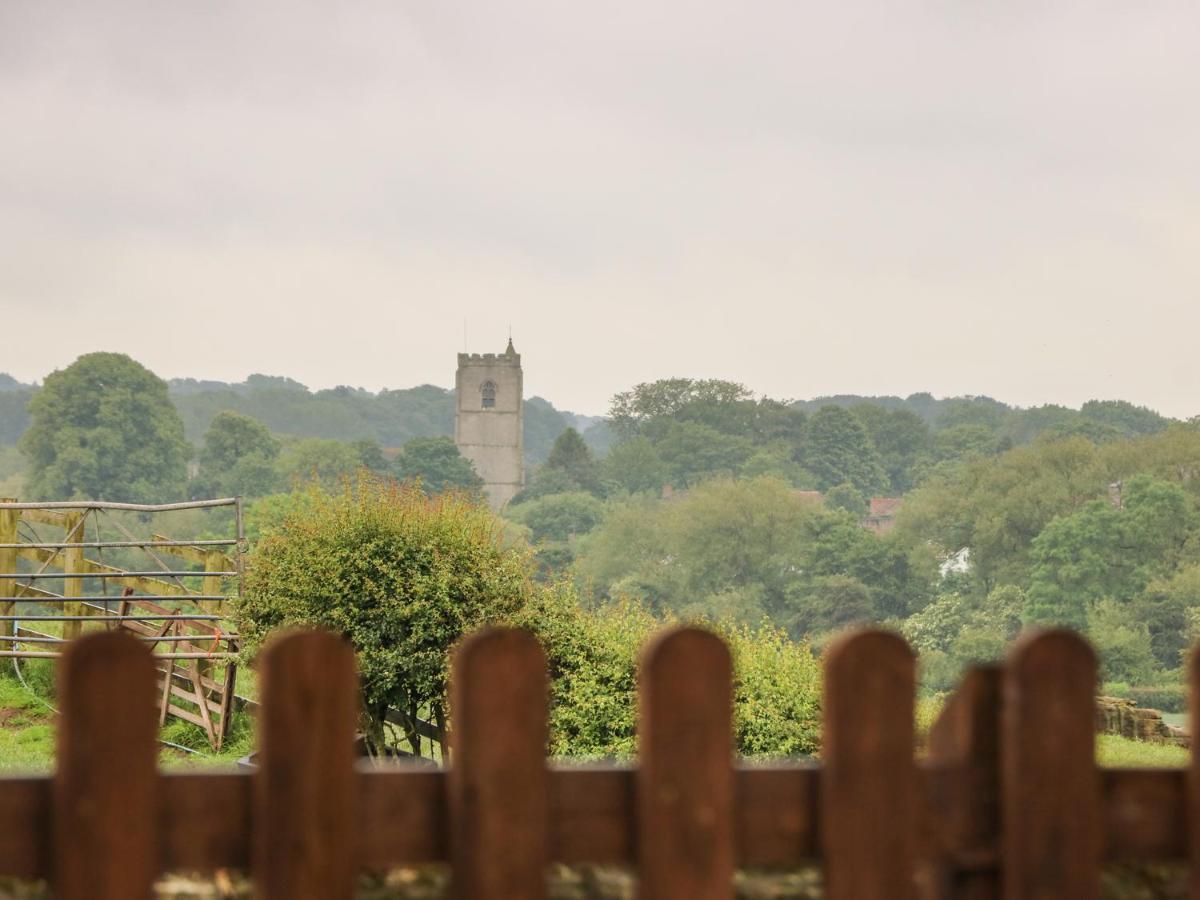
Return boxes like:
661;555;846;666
0;370;586;467
500;379;1200;700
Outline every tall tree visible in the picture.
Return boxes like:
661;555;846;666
799;406;887;495
20;353;188;502
543;428;602;494
393;436;483;496
195;410;281;498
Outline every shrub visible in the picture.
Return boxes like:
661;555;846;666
235;476;533;751
514;588;822;759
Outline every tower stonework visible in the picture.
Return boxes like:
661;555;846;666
455;340;524;510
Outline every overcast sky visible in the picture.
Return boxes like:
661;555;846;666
2;2;1197;417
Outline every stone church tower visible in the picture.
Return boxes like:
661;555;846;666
455;339;524;510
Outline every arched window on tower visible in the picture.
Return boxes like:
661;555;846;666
481;380;497;409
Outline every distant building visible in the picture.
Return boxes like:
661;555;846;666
454;340;524;510
863;497;903;534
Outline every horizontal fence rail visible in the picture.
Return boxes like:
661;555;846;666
0;626;1196;899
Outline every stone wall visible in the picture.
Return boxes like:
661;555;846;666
1095;696;1189;747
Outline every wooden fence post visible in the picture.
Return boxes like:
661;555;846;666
253;631;358;900
822;629;916;900
448;628;549;900
1189;644;1200;900
1002;629;1099;900
53;630;158;900
924;665;1002;899
0;501;16;642
61;511;84;641
637;627;734;900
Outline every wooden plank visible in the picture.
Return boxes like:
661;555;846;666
53;630;158;899
448;627;549;900
1191;643;1200;900
253;630;358;900
925;666;1002;899
0;501;16;642
1003;629;1100;900
822;629;916;900
637;626;734;900
358;768;448;866
0;777;47;878
0;761;1192;878
16;546;189;597
159;773;250;871
60;513;84;641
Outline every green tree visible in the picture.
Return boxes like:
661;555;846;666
799;406;887;495
1081;400;1169;437
654;421;755;487
278;437;362;488
20;352;188;501
351;438;390;473
574;476;932;630
542;428;602;494
506;491;605;545
599;437;668;495
392;436;483;496
195;411;281;498
236;477;532;752
824;482;867;518
852;404;930;493
608;379;754;439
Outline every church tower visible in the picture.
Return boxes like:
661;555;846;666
455;339;525;510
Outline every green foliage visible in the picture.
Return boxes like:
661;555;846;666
574;476;933;634
515;428;603;503
1081;399;1169;437
1087;599;1158;684
505;491;606;571
653;421;756;487
277;437;363;488
513;588;821;758
599;437;668;495
543;428;601;493
609;379;756;439
506;492;605;544
824;482;867;517
799;406;887;495
392;436;483;496
1025;476;1195;628
20;353;189;502
195;410;281;498
235;477;532;750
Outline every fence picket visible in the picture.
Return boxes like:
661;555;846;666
1002;629;1099;900
449;627;550;900
637;627;734;900
925;665;1002;900
822;629;916;900
53;630;158;900
1190;644;1200;900
253;631;357;900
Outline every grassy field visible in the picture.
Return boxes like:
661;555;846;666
0;668;253;773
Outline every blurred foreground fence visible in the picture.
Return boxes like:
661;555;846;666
0;625;1197;899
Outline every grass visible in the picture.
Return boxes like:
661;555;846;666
1096;734;1189;768
0;668;255;773
0;675;55;772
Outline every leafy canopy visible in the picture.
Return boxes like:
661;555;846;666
393;436;483;496
236;476;532;751
20;352;188;502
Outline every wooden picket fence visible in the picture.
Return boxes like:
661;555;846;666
0;626;1198;899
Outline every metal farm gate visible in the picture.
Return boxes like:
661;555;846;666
0;497;244;749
